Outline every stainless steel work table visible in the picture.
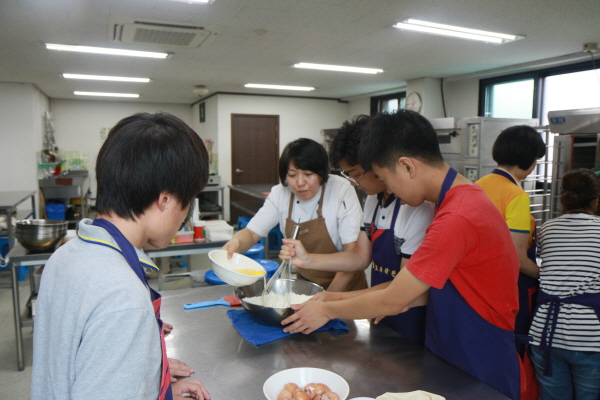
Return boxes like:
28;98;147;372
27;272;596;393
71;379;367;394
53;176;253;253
0;190;36;249
6;240;226;371
160;285;510;400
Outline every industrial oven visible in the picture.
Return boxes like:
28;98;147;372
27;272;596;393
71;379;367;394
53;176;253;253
430;117;553;226
548;107;600;218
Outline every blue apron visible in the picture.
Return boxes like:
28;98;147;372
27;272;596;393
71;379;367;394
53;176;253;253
89;219;173;400
370;196;426;344
535;289;600;376
425;168;521;400
491;168;539;344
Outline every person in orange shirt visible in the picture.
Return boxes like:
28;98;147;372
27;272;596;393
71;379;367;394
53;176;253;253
476;125;546;341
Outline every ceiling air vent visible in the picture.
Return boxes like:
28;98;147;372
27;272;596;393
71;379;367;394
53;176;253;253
111;17;223;49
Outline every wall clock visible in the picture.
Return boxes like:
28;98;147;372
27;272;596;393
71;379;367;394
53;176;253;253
405;92;422;113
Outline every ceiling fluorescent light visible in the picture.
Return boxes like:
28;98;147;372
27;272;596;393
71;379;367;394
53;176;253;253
292;63;383;74
46;43;169;59
63;74;150;83
245;84;315;91
74;91;139;98
167;0;214;3
393;19;523;44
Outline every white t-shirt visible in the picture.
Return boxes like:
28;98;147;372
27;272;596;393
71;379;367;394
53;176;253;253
246;175;363;252
363;194;435;257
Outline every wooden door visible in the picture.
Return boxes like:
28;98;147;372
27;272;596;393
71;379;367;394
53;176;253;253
231;114;279;225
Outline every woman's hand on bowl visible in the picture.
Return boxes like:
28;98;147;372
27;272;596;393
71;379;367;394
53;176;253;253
221;238;241;259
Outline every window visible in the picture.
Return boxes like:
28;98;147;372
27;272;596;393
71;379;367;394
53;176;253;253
542;69;600;124
479;72;539;119
370;92;406;115
479;59;600;120
484;79;535;118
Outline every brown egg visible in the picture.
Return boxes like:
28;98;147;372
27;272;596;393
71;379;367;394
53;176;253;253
278;389;293;400
284;383;299;393
303;383;317;399
321;392;340;400
314;384;330;396
292;390;311;400
314;396;322;400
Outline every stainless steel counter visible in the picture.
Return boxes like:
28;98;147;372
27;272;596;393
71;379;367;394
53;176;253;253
161;285;509;400
6;240;226;371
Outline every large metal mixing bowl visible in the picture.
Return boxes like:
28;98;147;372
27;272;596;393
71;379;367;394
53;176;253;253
16;219;68;253
235;279;324;327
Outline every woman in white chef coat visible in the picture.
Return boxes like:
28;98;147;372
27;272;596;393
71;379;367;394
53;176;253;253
223;138;367;291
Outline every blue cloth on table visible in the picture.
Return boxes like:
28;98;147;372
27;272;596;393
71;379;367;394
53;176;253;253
226;309;349;346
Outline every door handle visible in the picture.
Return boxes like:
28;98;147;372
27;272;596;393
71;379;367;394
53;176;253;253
235;168;244;173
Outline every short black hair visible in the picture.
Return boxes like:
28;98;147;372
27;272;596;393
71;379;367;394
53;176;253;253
329;114;372;170
96;112;209;220
492;125;546;170
358;110;444;171
279;138;329;186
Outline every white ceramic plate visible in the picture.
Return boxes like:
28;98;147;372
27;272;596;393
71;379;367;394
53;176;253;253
263;367;350;400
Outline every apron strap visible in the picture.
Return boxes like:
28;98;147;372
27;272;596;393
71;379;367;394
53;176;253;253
316;184;326;219
287;192;295;220
492;168;519;186
436;168;457;209
287;184;327;220
536;289;600;376
90;218;173;400
91;219;147;285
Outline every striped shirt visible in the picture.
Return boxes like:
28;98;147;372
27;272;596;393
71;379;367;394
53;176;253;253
529;213;600;352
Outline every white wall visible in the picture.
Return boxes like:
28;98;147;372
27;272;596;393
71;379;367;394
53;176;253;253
213;94;349;221
0;82;49;213
50;99;194;200
348;97;370;119
444;78;480;118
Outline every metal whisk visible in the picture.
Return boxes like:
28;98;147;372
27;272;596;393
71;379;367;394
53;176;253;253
262;221;300;307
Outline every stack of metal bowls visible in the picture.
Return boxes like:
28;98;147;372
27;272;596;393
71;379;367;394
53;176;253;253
235;279;324;326
15;219;68;253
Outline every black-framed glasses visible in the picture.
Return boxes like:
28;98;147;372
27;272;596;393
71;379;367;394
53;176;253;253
340;170;365;186
180;202;195;230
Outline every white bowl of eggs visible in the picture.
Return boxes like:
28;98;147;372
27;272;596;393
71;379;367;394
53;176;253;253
208;250;266;286
263;367;349;400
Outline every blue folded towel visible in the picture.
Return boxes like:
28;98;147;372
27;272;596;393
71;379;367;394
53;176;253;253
227;309;349;346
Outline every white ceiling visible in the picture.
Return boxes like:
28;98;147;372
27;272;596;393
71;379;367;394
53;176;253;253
1;0;599;104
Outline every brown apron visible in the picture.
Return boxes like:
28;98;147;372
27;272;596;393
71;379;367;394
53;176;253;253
285;185;367;292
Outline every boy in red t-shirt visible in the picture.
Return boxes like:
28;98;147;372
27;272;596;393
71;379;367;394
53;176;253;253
283;110;521;400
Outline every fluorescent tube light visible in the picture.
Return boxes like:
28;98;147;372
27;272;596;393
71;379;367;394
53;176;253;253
245;84;315;91
46;43;169;59
393;19;523;44
292;63;383;74
63;74;150;83
74;91;140;98
167;0;214;3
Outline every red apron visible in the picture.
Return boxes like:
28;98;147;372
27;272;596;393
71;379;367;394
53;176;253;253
91;218;173;400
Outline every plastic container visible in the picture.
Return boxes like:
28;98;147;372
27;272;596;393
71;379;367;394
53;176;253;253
255;259;279;278
243;243;265;260
205;220;234;241
171;231;193;244
193;220;206;243
45;203;66;220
